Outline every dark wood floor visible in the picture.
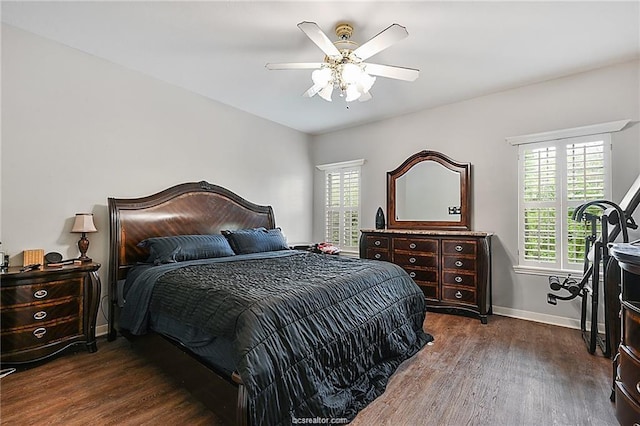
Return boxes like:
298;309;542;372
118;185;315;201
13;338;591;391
1;313;617;425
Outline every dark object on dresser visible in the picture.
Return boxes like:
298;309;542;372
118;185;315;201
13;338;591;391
361;229;492;323
375;207;386;229
0;262;101;365
610;242;640;425
108;181;430;426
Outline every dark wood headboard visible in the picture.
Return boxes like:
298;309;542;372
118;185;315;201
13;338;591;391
107;181;276;340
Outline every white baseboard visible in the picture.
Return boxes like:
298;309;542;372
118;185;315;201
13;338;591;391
96;324;109;337
492;305;605;334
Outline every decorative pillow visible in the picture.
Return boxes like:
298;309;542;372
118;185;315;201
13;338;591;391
137;234;235;265
221;227;289;255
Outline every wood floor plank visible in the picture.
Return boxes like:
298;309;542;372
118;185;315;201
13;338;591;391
0;313;617;425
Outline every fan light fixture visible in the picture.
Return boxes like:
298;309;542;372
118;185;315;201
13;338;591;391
266;22;419;103
306;24;376;102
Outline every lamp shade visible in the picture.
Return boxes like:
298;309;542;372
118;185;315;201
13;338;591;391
71;213;97;233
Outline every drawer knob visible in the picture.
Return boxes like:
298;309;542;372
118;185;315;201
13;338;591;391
455;276;463;283
455;260;463;267
409;272;416;278
409;257;416;264
33;327;47;339
33;289;48;299
455;245;463;252
33;311;47;320
374;253;381;259
455;291;463;299
636;381;640;395
409;243;417;249
375;240;381;246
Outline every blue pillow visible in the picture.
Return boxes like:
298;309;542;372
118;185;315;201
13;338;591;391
138;234;235;265
221;227;289;254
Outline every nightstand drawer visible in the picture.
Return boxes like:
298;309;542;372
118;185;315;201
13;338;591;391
1;316;81;353
442;286;476;304
1;298;81;331
624;306;640;359
442;240;477;256
393;238;438;253
1;278;83;307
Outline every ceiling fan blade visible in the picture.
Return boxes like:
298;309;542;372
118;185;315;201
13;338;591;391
297;21;341;58
266;62;323;70
364;63;419;81
303;84;323;98
359;91;372;102
353;24;409;61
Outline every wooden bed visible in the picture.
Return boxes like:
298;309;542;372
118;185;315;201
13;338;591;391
108;180;431;425
108;181;271;425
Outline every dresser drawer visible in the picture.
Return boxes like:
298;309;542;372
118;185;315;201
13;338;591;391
1;316;82;353
442;240;477;256
442;256;477;272
442;286;476;304
624;306;640;359
418;284;439;301
1;278;83;307
619;345;640;405
403;268;438;285
393;238;438;253
615;379;640;426
365;236;389;249
366;249;390;261
394;253;438;269
442;271;477;288
1;298;81;331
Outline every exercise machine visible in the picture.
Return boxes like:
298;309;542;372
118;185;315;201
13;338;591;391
547;174;640;356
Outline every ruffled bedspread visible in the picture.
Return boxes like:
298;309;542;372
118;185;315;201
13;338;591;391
121;251;432;425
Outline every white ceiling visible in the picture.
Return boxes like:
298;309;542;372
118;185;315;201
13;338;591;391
2;1;639;135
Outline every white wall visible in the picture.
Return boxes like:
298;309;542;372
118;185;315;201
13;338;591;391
1;25;313;329
311;59;640;327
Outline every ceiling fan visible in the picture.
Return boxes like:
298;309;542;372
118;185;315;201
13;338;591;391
266;22;419;103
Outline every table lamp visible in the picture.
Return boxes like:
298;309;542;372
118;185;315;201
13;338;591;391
71;213;97;263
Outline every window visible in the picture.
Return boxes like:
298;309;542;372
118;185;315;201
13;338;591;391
518;134;611;272
317;159;364;252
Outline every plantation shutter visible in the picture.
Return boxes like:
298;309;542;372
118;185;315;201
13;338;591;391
319;160;364;252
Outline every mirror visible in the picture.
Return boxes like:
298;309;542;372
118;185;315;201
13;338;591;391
387;150;471;230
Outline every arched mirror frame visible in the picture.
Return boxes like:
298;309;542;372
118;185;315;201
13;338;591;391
387;150;471;230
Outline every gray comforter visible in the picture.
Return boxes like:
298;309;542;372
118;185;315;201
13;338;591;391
121;250;431;425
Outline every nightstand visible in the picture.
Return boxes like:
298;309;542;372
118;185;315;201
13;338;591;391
0;262;101;365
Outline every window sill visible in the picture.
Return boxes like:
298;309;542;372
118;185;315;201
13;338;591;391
513;265;582;277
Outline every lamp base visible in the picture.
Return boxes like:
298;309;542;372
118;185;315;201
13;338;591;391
77;256;93;264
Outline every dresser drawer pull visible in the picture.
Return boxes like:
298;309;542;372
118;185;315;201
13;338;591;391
455;245;463;252
375;240;381;246
33;289;48;299
33;327;47;339
374;253;381;259
455;260;463;267
455;291;463;299
455;276;463;283
409;257;416;264
636;381;640;395
33;311;47;320
409;243;417;249
409;272;416;278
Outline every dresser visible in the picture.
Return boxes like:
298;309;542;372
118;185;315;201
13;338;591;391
0;263;101;365
611;243;640;425
360;229;492;323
